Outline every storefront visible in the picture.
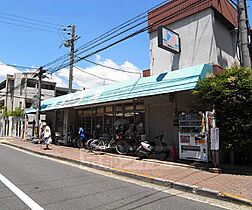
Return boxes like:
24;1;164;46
26;64;213;159
75;100;145;138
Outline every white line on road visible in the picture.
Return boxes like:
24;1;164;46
2;144;249;210
0;173;44;210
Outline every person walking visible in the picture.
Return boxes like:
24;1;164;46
78;126;85;150
42;122;52;150
93;124;102;139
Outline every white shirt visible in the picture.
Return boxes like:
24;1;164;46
44;126;51;138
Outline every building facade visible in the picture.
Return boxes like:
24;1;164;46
148;0;237;74
0;73;57;111
0;72;70;137
27;0;238;163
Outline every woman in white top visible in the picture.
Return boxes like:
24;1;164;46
42;122;52;150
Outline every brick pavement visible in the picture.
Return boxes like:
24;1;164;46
1;138;252;205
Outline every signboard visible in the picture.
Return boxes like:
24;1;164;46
211;127;219;150
158;26;180;53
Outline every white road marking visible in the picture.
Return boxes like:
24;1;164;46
1;144;250;210
0;173;44;210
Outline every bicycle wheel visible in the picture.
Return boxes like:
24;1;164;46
86;139;94;150
90;139;105;154
116;140;129;155
108;139;116;151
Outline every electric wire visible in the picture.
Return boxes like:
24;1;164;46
42;0;171;68
72;0;189;58
0;63;38;70
50;0;207;73
46;0;196;70
0;15;61;31
75;0;170;52
74;65;118;82
0;11;63;27
4;0;195;109
83;58;141;75
0;20;60;33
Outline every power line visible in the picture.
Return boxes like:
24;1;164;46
49;26;147;73
75;0;170;53
0;15;61;31
72;0;190;59
229;0;237;7
83;58;141;75
0;63;38;70
42;0;171;68
0;11;63;27
50;0;206;73
47;0;196;71
74;65;118;82
0;20;60;33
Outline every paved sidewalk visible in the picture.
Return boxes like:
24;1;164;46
1;138;252;207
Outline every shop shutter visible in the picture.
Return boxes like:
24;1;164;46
149;104;173;145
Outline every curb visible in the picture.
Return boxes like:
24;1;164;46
2;142;252;207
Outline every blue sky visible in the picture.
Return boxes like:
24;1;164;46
0;0;251;89
0;0;165;71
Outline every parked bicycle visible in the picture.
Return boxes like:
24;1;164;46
89;134;117;154
54;132;65;145
115;134;142;155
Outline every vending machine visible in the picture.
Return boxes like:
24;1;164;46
178;113;208;162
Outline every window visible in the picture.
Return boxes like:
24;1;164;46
27;79;36;88
115;105;123;112
0;99;4;106
41;83;55;90
124;104;134;111
25;102;32;108
136;103;145;111
97;107;104;114
83;108;92;116
105;105;113;113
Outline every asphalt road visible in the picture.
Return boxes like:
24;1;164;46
0;145;224;210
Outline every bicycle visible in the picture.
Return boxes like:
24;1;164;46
89;135;116;154
115;135;141;155
66;133;80;148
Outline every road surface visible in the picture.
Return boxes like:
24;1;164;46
0;144;227;210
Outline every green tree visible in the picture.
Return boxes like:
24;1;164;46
193;66;252;164
5;107;24;117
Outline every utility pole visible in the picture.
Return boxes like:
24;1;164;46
62;24;80;93
69;25;76;93
34;67;46;138
238;0;251;68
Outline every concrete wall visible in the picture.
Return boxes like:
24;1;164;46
144;91;198;151
149;8;237;75
2;73;56;112
5;78;14;112
214;17;238;68
13;74;25;110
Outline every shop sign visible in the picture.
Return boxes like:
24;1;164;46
211;127;219;150
158;26;180;53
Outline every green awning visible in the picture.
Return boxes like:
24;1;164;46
26;64;212;113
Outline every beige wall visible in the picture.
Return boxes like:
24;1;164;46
144;91;198;148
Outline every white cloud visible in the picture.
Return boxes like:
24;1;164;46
0;57;142;91
0;62;22;81
46;72;67;87
47;56;142;90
